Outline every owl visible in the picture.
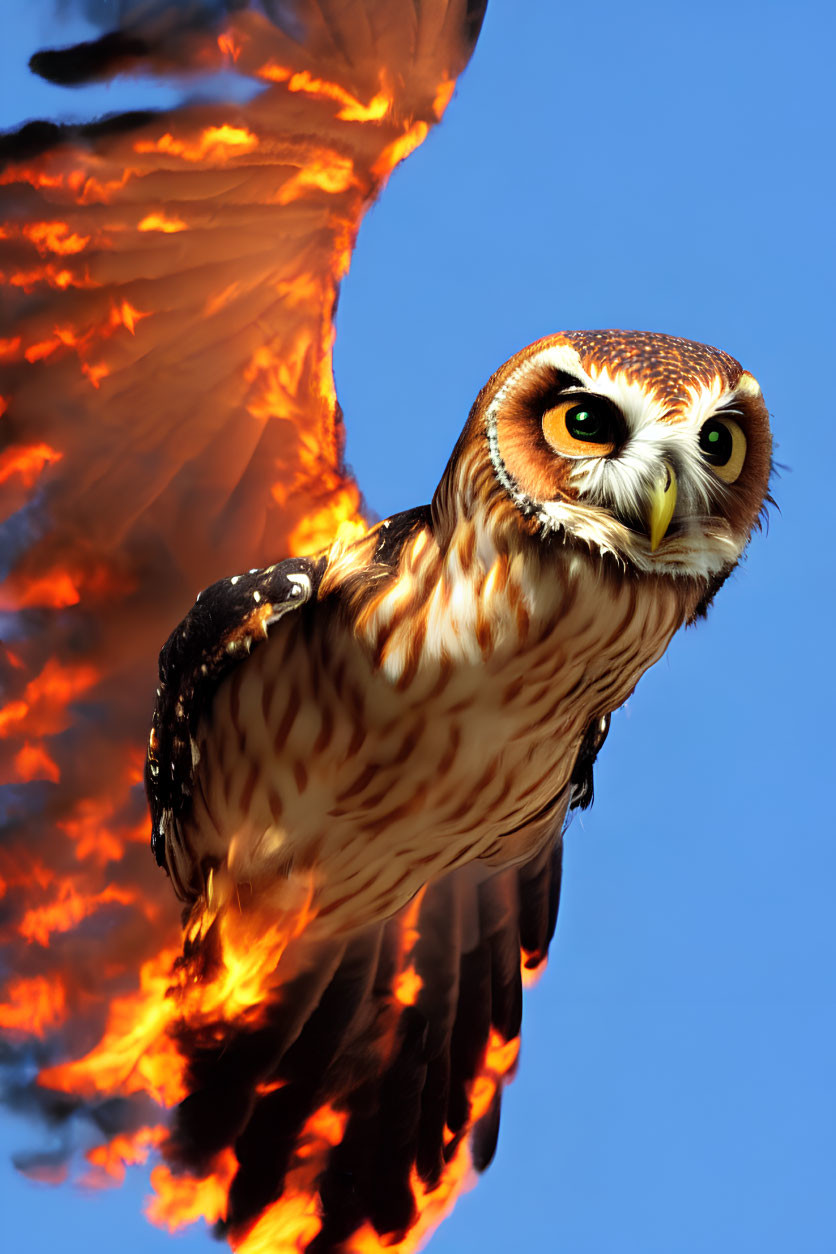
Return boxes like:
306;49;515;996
0;1;772;1251
145;327;772;1242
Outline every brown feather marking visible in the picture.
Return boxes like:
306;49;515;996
445;762;500;825
330;656;346;700
366;797;424;837
390;721;425;768
501;678;521;706
293;836;323;870
239;762;259;815
424;656;453;702
260;673;275;729
355;787;392;815
335;764;377;803
347;720;366;757
394;643;421;693
437;724;461;776
458;524;476;572
272;684;301;756
516;600;531;641
313;703;335;754
266;787;283;824
229;665;245;740
396;620;428;692
476;610;493;657
602;582;639;651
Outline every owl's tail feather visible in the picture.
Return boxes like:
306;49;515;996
162;838;563;1253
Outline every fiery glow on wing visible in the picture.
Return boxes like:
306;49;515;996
19;881;143;946
0;974;68;1037
0;5;507;1252
0;441;63;485
148;1150;238;1229
0;660;97;738
258;64;394;124
137;212;188;233
23;221;91;255
10;741;61;783
85;1126;168;1188
134;124;259;163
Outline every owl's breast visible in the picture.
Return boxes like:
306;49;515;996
180;550;682;934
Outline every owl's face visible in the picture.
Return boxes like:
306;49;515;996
459;330;772;583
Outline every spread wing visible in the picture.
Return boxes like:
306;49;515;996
0;4;612;1251
0;0;489;1218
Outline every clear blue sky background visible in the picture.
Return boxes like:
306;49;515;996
2;2;835;1251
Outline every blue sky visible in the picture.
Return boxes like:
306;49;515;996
2;1;835;1251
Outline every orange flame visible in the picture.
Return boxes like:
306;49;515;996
217;32;242;64
372;123;430;181
85;1126;167;1189
276;152;358;204
0;974;67;1037
0;442;63;487
135;125;258;163
110;300;148;335
38;944;188;1107
393;965;423;1007
39;880;316;1108
1;262;97;291
57;798;147;867
23;221;91;255
19;882;142;947
256;63;394;124
522;952;547;987
10;742;60;784
138;212;188;233
148;1150;238;1230
81;361;110;388
0;659;97;739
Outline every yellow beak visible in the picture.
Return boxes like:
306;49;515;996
646;463;678;551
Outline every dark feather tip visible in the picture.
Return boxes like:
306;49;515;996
29;32;151;86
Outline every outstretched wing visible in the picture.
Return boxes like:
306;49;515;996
0;5;609;1252
0;0;484;1205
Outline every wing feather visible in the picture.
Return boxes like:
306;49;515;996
0;0;488;1235
163;810;567;1250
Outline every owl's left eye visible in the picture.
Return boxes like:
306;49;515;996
698;416;747;484
542;396;619;458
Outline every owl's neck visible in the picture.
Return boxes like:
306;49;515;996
327;501;686;710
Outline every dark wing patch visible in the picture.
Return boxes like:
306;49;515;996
569;712;611;811
147;554;325;869
29;32;153;86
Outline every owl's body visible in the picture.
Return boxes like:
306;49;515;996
165;508;681;931
151;330;771;945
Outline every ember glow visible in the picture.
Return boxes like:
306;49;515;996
0;4;518;1252
134;124;259;163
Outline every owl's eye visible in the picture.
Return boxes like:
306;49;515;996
698;416;747;484
542;397;619;458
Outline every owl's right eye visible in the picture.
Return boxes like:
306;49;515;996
542;396;620;458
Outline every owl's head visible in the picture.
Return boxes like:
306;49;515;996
440;330;772;592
